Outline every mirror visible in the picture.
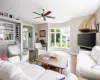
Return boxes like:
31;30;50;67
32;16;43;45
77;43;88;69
0;22;14;41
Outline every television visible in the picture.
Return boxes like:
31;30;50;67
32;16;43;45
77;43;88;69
78;33;96;48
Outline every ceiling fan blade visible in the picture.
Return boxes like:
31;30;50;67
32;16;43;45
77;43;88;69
33;12;41;15
46;16;55;19
34;16;41;19
44;11;51;16
43;16;46;21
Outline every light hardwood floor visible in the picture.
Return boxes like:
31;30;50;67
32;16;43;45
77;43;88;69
68;54;77;75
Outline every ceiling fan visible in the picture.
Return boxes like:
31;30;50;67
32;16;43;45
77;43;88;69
33;9;55;21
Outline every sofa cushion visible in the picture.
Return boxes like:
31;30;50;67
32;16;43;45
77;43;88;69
37;70;67;80
0;60;32;80
37;70;78;80
91;64;100;70
78;52;96;68
22;64;45;80
14;61;30;69
11;72;32;80
91;45;100;63
8;56;20;63
0;61;23;80
77;50;100;79
0;60;11;69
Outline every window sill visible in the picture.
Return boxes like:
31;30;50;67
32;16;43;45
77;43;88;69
48;47;70;52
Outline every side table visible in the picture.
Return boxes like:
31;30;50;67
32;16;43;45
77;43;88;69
24;48;38;61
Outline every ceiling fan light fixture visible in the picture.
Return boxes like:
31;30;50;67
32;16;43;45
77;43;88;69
33;9;55;21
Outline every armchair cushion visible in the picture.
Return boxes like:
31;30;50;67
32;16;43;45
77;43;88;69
35;43;46;55
35;43;42;49
38;47;45;50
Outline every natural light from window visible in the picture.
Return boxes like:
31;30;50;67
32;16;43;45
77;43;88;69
50;27;70;49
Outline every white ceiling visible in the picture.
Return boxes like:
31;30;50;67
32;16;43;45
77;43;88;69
0;0;100;24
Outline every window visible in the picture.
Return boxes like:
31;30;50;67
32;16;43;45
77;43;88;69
50;27;70;49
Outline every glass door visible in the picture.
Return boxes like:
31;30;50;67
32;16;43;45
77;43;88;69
23;28;28;48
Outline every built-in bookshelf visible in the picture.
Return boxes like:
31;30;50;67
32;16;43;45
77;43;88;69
0;15;33;51
0;23;14;40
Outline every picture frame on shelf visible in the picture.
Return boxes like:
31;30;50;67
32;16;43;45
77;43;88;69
0;11;8;17
40;30;45;37
3;12;8;17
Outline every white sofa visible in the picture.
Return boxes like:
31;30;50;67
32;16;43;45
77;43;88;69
0;60;78;80
77;46;100;80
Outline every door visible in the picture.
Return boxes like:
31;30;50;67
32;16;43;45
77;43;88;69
23;28;28;48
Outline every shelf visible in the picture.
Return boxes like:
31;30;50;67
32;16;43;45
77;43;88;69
0;15;22;23
4;34;13;35
0;28;13;31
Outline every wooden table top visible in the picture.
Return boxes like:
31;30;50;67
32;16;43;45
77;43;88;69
36;54;68;69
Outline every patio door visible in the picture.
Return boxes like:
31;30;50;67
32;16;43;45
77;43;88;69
50;27;70;49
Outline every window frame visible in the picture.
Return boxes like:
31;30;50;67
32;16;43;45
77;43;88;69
49;27;70;49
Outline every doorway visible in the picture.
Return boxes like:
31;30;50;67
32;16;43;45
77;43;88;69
23;28;28;48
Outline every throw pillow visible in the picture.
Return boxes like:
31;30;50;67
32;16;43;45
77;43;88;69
91;64;100;70
91;45;100;64
0;61;23;80
0;60;11;69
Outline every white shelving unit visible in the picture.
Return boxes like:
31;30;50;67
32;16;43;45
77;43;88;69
0;15;33;51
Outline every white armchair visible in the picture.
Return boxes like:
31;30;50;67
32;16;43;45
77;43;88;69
8;45;29;62
34;43;46;55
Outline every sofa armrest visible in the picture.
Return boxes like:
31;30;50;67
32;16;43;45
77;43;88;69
67;73;78;80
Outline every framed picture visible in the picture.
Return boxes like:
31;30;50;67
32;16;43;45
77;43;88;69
40;30;46;37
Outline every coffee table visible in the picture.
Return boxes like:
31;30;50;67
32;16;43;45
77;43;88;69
36;54;68;74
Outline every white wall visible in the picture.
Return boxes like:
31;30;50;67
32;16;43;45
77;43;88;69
48;15;92;54
95;6;100;46
35;15;93;54
35;23;48;43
